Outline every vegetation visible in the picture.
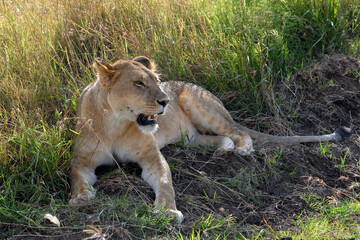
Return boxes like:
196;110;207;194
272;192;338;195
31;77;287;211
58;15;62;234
0;0;359;239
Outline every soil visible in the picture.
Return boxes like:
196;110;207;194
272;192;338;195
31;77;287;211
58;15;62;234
7;54;360;239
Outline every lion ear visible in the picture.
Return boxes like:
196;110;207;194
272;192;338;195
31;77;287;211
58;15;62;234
133;56;155;70
93;59;115;88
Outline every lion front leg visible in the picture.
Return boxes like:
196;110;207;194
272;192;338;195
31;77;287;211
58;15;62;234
137;149;184;223
69;150;112;205
70;164;97;205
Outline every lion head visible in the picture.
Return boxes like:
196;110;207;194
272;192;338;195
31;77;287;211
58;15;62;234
93;56;169;133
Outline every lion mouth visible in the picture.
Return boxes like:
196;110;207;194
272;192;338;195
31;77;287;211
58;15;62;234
136;114;160;126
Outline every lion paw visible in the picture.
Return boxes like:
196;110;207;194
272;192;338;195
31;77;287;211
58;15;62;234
69;189;96;205
167;209;184;224
235;137;254;156
218;137;235;150
153;208;184;224
235;146;255;156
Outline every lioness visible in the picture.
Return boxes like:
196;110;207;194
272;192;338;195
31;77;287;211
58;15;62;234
70;56;351;223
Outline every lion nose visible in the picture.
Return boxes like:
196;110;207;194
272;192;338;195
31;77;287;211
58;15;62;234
157;99;169;107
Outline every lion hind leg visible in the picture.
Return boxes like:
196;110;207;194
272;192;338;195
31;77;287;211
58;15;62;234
192;134;235;151
178;85;254;154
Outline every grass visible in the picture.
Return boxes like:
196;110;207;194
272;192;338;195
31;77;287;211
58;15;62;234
0;0;360;239
278;198;360;239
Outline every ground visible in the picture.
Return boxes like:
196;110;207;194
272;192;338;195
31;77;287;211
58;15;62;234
7;54;360;239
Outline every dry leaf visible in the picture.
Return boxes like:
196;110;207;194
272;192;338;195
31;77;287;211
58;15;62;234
44;213;60;227
83;225;108;240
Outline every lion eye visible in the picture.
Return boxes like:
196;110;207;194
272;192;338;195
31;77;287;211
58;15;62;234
134;81;145;87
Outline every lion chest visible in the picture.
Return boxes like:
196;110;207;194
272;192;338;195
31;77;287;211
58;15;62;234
106;128;157;164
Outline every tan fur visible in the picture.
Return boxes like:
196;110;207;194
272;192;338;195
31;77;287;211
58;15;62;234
70;56;350;223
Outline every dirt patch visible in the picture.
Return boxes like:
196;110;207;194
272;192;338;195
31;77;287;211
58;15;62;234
283;54;360;134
